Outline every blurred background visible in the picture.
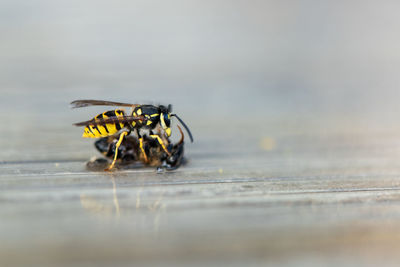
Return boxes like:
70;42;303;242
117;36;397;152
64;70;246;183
2;0;400;131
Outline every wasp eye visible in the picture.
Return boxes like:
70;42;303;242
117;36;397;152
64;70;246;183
164;114;171;127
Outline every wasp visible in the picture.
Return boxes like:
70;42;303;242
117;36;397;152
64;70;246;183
90;125;186;171
71;99;193;171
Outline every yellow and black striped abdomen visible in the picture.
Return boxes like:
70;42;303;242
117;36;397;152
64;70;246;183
82;109;126;138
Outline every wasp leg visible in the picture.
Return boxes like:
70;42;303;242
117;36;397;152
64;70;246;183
105;131;128;171
136;129;149;163
150;134;172;157
139;137;149;163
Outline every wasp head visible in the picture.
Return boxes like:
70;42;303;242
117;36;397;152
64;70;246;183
159;105;193;142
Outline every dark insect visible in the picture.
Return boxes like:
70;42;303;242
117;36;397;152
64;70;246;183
71;99;193;170
87;126;186;171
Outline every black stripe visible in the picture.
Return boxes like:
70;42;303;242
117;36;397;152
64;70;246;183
115;121;121;131
87;126;94;135
116;111;123;131
97;113;109;133
106;110;123;131
105;110;116;117
93;125;102;135
103;124;109;133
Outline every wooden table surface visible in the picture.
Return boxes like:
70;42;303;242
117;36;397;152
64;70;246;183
2;1;400;265
2;93;400;267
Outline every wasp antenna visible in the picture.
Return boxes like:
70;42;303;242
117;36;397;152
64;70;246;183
172;114;193;143
168;104;173;113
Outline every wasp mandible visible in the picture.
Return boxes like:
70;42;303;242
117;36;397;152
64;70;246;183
71;99;193;170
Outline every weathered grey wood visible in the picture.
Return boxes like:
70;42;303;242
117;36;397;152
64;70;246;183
2;109;400;267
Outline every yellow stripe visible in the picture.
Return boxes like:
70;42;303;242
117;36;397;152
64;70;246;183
82;109;128;138
83;123;121;138
118;109;126;130
160;113;166;129
82;126;96;138
98;126;108;136
88;125;101;137
82;128;91;138
108;123;118;133
103;113;118;134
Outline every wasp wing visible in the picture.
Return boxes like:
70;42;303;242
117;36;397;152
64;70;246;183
70;99;138;109
73;115;147;127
